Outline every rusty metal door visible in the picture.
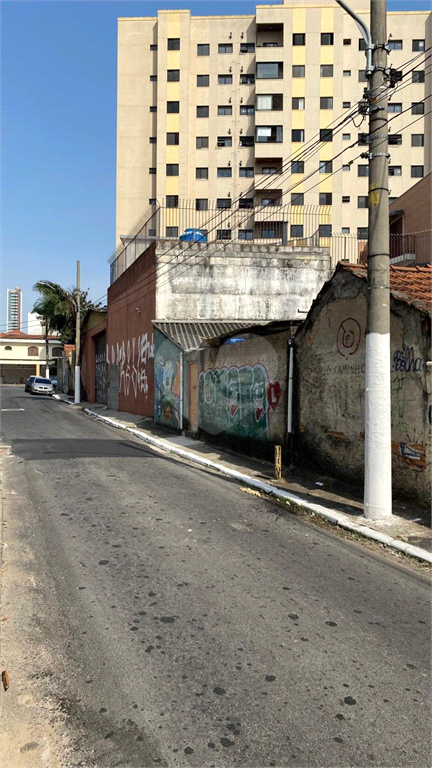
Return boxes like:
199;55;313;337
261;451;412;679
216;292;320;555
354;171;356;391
95;333;106;404
188;362;199;432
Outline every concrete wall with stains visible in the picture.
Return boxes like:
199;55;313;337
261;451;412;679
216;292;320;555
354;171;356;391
81;312;106;403
296;270;431;507
198;331;288;458
153;330;181;430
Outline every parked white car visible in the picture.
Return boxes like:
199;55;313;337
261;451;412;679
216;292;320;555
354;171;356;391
29;377;54;396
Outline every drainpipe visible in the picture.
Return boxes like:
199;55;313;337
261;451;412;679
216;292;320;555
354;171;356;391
287;338;294;436
179;351;184;433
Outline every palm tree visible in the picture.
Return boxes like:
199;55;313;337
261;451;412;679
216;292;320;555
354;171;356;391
32;280;96;344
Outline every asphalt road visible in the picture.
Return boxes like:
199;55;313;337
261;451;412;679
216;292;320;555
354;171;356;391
1;385;431;768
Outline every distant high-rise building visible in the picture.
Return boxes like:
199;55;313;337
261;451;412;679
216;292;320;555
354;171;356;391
27;312;44;335
6;287;22;331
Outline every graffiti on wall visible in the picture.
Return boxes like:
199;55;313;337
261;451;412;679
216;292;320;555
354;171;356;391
391;441;426;470
392;347;425;373
107;333;154;398
199;364;281;439
336;318;362;358
155;355;181;428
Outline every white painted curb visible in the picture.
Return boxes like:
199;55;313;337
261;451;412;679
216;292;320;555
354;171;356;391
70;402;431;565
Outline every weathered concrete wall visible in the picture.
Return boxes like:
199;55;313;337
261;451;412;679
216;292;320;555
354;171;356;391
296;271;431;506
81;316;106;404
106;243;156;416
153;329;181;430
198;331;288;458
155;241;331;321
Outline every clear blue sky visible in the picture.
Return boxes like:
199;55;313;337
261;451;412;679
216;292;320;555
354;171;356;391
1;0;430;330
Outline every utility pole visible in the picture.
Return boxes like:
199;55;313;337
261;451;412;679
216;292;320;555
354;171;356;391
74;260;81;404
336;0;392;520
45;318;50;379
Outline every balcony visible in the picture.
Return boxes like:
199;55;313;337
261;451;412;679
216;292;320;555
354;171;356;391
256;23;283;49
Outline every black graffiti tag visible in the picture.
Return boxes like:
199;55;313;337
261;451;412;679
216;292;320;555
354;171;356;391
337;318;361;358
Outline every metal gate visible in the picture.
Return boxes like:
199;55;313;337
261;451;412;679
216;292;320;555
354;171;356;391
95;333;106;404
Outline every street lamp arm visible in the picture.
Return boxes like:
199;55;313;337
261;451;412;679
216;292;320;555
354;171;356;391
335;0;373;75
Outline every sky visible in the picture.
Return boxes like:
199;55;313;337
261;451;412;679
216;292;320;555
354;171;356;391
1;0;430;331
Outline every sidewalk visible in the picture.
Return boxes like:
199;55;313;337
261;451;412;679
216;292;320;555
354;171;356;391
54;394;432;565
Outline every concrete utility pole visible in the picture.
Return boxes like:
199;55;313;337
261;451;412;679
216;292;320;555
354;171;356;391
336;0;392;520
45;319;50;379
74;261;81;404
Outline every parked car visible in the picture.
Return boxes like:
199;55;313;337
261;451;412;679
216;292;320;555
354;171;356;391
179;228;207;242
29;377;54;396
24;375;36;392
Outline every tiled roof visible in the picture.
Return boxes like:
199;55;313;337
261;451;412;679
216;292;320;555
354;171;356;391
0;331;60;340
153;320;264;351
339;263;431;314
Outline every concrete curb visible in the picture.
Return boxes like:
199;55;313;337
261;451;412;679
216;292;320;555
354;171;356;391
59;398;432;565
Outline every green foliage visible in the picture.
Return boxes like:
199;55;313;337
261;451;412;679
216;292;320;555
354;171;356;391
32;280;99;343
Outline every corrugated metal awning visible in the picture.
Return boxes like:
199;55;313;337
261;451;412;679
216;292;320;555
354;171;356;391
152;320;267;351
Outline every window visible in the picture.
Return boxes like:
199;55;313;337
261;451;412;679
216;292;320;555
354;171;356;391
197;74;209;86
167;101;179;113
256;125;283;142
291;193;304;206
240;105;254;115
342;227;350;235
217;198;231;209
388;102;402;113
291;224;304;238
239;229;254;240
197;44;210;56
343;70;351;77
217;167;232;177
240;166;254;177
262;166;277;175
240;42;255;53
4;345;12;351
196;136;209;148
389;166;402;176
292;65;305;78
412;102;425;115
412;39;425;52
166;164;179;176
320;128;333;142
196;198;208;211
197;105;209;117
342;164;351;171
359;38;367;51
218;43;233;54
217;136;232;147
239;198;254;209
240;135;254;147
196;167;208;179
150;75;157;82
167;132;179;145
319;224;332;238
166;226;178;237
412;134;424;147
240;73;255;85
343;38;351;45
358;70;367;82
150;44;157;51
357;227;368;240
150;106;157;113
292;97;305;110
358;165;369;176
358;195;368;208
292;33;305;46
166;195;178;208
388;40;402;50
218;74;232;85
167;38;180;50
217;229;231;240
261;228;277;239
291;129;304;142
149;136;156;143
343;133;351;140
167;69;180;83
218;105;232;115
411;165;424;178
320;64;333;77
291;161;304;174
342;196;350;203
149;198;157;205
320;97;333;109
321;33;334;45
388;134;402;145
28;346;38;356
319;160;332;173
149;229;156;237
319;192;332;205
256;94;283;111
149;167;156;174
257;62;283;79
343;101;351;108
412;70;425;83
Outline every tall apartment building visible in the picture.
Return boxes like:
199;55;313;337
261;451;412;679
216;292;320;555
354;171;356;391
117;0;431;247
6;287;22;331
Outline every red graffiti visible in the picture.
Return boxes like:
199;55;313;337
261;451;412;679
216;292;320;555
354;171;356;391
267;381;281;410
337;318;361;357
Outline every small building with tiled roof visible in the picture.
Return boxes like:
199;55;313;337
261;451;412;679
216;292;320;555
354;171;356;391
0;332;63;384
295;263;431;508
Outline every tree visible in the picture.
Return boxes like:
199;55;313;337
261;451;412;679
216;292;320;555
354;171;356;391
32;280;97;344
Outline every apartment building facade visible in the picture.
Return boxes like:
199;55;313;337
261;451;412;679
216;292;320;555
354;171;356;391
6;287;22;331
117;0;431;248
